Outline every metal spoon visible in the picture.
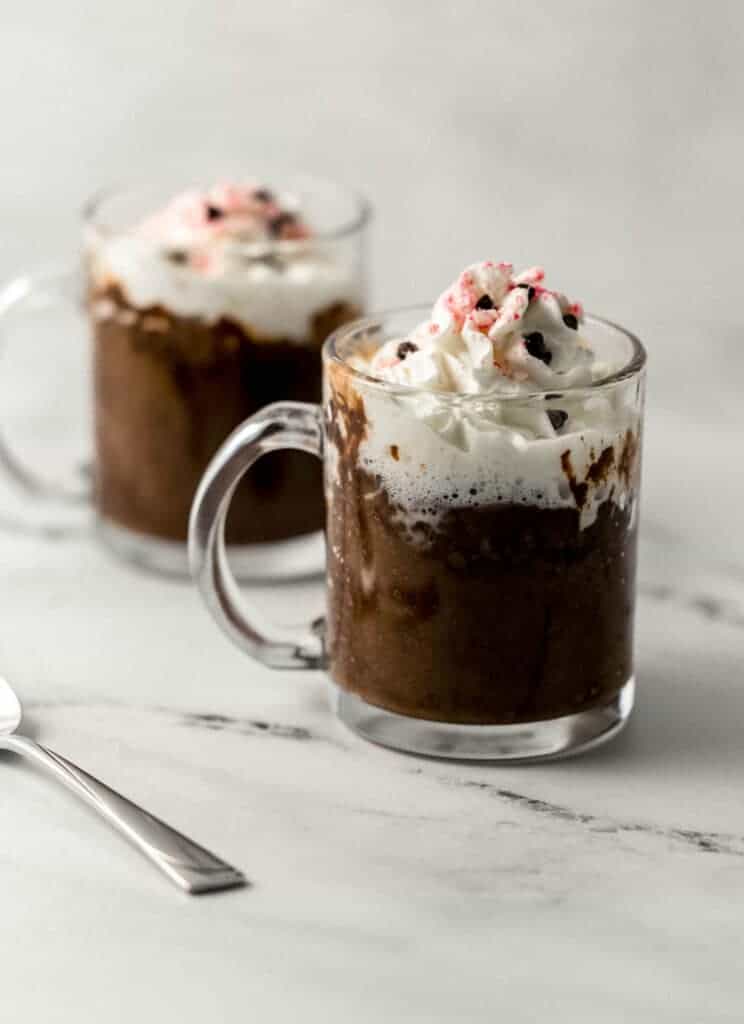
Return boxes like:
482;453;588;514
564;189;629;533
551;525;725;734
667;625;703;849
0;676;246;894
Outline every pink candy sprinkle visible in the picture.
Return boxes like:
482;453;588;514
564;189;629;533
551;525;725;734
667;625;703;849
137;181;312;248
376;355;399;370
209;182;252;212
190;249;212;272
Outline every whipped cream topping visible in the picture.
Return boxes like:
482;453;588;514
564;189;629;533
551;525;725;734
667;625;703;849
137;182;311;256
333;262;641;532
370;262;599;396
88;181;363;341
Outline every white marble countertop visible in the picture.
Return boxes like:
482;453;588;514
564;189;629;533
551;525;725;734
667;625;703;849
1;0;743;1019
0;325;741;1023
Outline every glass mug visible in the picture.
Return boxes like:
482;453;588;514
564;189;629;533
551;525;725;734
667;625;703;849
190;307;646;762
0;175;370;578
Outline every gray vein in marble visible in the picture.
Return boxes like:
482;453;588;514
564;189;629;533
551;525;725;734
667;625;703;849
639;581;744;630
180;710;313;741
428;775;744;858
24;698;326;744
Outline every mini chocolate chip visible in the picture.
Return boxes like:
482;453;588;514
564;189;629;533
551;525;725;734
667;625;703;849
517;284;536;300
250;253;284;271
269;212;297;236
563;313;578;330
206;204;223;221
548;409;568;431
475;294;494;310
397;341;418;360
166;249;189;264
524;332;553;365
253;188;273;202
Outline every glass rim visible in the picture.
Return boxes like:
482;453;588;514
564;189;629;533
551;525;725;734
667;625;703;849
82;172;372;247
324;304;647;403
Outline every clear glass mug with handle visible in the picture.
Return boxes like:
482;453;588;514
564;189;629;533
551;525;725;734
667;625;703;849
0;174;370;577
189;306;646;762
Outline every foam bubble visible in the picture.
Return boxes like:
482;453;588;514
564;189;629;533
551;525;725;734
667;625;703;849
347;384;638;538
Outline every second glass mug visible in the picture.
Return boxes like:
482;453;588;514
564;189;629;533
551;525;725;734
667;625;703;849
0;174;370;577
190;306;646;762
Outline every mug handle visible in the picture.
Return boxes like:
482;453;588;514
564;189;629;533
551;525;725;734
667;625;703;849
0;268;92;503
189;401;326;670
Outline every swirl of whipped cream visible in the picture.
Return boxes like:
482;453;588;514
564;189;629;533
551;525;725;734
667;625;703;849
336;261;640;533
371;262;594;394
88;181;363;340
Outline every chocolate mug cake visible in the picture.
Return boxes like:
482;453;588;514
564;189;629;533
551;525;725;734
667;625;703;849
86;177;368;575
325;262;641;727
189;260;646;761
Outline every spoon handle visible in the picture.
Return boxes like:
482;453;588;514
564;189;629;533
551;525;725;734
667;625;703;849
3;734;246;894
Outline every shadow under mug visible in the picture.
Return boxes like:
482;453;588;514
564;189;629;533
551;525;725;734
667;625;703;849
0;176;370;578
189;306;646;762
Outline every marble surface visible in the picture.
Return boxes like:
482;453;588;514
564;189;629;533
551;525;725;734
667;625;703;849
0;327;742;1024
1;1;743;1020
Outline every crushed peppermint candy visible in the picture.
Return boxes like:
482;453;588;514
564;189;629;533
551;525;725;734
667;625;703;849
369;261;595;401
138;181;311;273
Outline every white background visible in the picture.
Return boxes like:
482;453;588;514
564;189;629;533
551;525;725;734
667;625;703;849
1;0;740;323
